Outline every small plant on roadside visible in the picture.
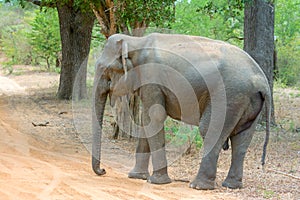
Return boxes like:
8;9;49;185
165;118;203;152
263;189;276;199
2;61;14;74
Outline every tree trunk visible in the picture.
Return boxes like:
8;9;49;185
244;0;275;123
56;4;95;100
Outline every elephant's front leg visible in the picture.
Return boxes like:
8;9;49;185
128;137;151;180
147;128;171;184
142;86;171;184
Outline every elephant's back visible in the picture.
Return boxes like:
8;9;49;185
147;33;246;70
146;33;270;99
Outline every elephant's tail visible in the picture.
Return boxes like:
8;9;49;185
261;89;271;166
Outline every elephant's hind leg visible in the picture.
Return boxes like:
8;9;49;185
222;127;255;188
222;92;263;189
190;96;251;190
222;118;258;189
190;103;240;190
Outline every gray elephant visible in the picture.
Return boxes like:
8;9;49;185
92;33;271;190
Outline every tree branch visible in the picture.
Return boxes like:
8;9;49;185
268;169;300;180
90;1;116;38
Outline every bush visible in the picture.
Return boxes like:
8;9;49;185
27;8;61;70
276;37;300;87
1;24;32;65
0;4;33;66
0;4;62;71
275;0;300;88
165;118;203;150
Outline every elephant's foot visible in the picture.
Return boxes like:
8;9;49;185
147;173;171;184
128;170;150;180
222;178;243;189
189;178;215;190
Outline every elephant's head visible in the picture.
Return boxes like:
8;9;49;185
92;34;136;175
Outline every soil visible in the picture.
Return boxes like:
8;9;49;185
0;63;299;199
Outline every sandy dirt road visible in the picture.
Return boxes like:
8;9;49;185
0;73;238;200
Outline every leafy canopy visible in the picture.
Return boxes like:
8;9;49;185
115;0;175;29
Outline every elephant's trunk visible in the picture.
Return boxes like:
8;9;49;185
92;76;109;175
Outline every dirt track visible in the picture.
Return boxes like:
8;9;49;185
0;112;223;200
0;69;299;199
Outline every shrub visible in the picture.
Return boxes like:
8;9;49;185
165;118;203;151
275;0;300;88
276;36;300;87
27;8;61;70
0;4;33;66
1;24;32;65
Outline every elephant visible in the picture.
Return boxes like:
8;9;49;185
91;33;271;190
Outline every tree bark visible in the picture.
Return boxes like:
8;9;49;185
56;3;95;100
244;0;275;123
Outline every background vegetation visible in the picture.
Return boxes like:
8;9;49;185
27;8;61;70
0;0;298;87
274;0;300;87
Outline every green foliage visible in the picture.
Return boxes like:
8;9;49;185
0;3;33;66
172;0;244;47
172;0;299;87
1;24;32;64
27;8;61;69
275;0;300;43
115;0;176;31
91;23;106;49
275;37;300;87
165;118;203;149
275;0;300;87
262;189;276;199
0;3;62;70
1;60;14;74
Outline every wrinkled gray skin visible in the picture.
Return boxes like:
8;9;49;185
92;33;271;190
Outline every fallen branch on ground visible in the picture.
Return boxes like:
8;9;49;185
268;168;300;180
58;111;68;115
32;122;50;127
173;179;190;183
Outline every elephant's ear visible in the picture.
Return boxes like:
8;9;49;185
117;39;128;79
